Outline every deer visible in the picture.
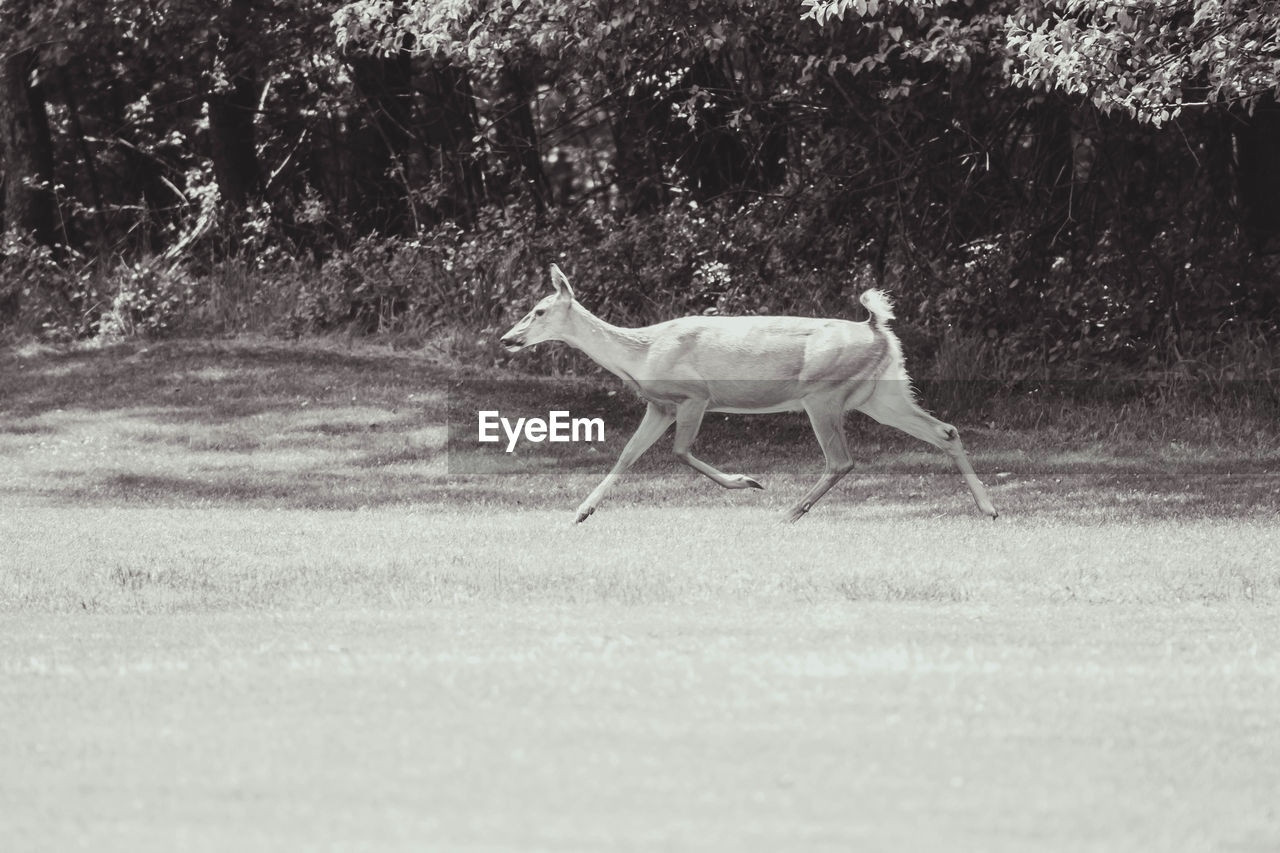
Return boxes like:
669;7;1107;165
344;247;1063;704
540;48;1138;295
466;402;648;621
499;264;998;524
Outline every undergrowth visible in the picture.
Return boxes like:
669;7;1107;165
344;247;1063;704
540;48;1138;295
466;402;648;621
3;201;1278;396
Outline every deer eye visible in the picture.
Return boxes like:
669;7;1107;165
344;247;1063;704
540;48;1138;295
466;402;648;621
534;309;546;317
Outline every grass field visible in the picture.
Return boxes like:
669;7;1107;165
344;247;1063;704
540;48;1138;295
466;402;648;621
2;339;1279;851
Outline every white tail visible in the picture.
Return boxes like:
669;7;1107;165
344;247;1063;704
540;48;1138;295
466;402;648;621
859;289;894;327
500;264;998;523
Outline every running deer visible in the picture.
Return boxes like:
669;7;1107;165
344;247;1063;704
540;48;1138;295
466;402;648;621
499;264;998;523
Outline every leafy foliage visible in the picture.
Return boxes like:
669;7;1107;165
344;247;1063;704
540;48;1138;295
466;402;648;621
801;0;946;28
0;0;1278;377
1007;1;1280;125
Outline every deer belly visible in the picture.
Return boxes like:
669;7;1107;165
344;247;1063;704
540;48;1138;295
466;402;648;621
705;380;808;413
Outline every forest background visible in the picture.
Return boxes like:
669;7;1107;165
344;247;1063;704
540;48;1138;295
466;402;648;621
1;0;1278;382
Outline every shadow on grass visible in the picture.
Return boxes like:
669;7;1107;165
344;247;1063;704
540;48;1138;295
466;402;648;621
0;339;452;419
16;451;1277;522
2;339;1278;520
34;469;589;512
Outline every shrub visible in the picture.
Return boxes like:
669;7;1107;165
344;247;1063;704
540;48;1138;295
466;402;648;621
0;232;88;341
5;192;1275;386
94;262;200;340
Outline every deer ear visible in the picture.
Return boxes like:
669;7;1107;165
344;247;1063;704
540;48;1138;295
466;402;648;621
550;264;574;301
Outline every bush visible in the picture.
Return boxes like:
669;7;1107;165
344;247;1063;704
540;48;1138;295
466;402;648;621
0;232;88;341
95;263;201;340
280;212;539;338
5;192;1276;386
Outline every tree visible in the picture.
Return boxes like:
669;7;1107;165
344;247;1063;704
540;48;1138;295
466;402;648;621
0;2;57;245
1006;1;1280;125
1007;1;1280;250
206;0;265;210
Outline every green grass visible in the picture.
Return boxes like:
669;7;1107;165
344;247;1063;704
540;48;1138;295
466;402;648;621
2;506;1277;612
1;338;1279;851
4;606;1278;852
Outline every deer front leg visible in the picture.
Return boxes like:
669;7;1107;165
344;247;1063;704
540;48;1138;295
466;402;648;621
575;403;674;523
672;399;764;491
785;396;855;523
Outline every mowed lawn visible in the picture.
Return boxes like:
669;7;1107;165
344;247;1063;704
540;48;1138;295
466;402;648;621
2;339;1279;852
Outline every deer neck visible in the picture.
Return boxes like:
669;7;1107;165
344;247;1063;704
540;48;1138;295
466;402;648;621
560;302;651;382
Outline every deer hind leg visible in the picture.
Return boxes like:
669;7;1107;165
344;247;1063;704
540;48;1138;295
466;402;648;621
672;399;764;491
785;395;856;523
575;402;674;523
856;381;999;519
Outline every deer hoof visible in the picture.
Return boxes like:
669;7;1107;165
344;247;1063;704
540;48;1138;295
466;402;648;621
575;507;595;524
744;476;764;490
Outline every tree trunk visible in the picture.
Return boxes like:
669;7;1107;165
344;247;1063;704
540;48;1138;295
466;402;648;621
1234;98;1280;253
491;65;550;214
0;47;57;243
417;64;482;225
59;67;106;248
206;0;263;210
674;58;752;204
607;76;668;214
107;79;179;254
207;76;263;209
349;49;417;234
